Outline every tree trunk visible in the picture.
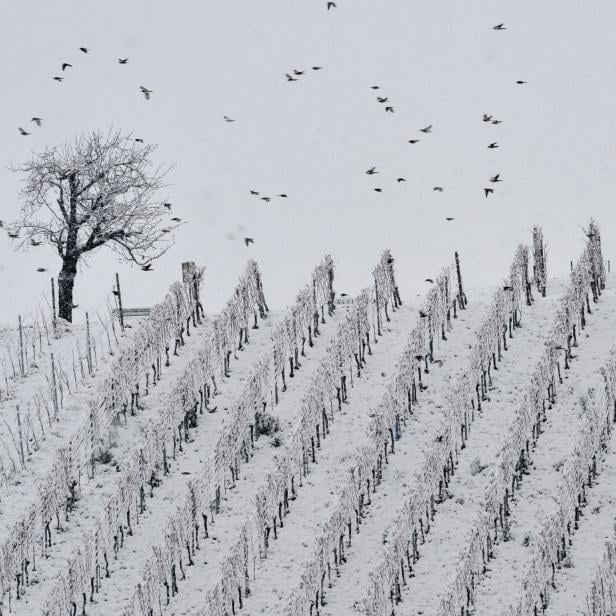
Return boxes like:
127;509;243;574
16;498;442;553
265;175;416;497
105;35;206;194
58;257;78;322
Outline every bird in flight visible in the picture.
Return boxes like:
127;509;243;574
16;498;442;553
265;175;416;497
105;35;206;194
489;174;502;182
425;278;434;283
408;139;420;144
397;178;406;183
250;190;259;196
503;285;513;291
134;138;144;143
31;117;43;126
327;1;336;9
278;194;288;198
445;217;455;221
223;116;235;123
261;196;271;202
374;188;383;193
483;114;493;122
312;66;323;71
53;76;64;82
36;267;48;272
433;186;444;192
171;217;182;222
516;80;527;85
141;263;153;271
140;86;153;100
484;188;494;197
163;202;172;210
118;58;129;64
366;166;378;175
492;119;503;125
8;231;19;238
293;69;305;75
419;125;432;133
377;96;388;103
385;106;394;113
244;237;254;246
419;311;429;318
18;127;30;136
285;73;298;82
79;47;89;53
488;142;499;149
371;85;380;90
62;63;72;71
493;23;506;30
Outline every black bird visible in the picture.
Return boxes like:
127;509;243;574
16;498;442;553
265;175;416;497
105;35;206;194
278;194;288;198
385;106;394;113
483;114;493;122
293;69;304;76
31;117;43;126
419;125;432;133
171;217;182;222
516;80;527;85
223;116;235;123
261;196;271;202
18;127;30;136
244;237;254;246
285;73;298;82
312;66;323;70
79;47;89;53
445;217;455;221
433;186;444;192
53;77;64;82
135;138;144;143
492;119;503;125
493;23;506;30
112;289;120;296
425;278;434;283
72;304;79;309
62;63;72;71
365;166;378;175
36;267;48;272
489;174;502;183
162;228;171;234
371;85;380;90
327;1;336;9
8;231;19;238
140;86;152;100
118;58;129;64
250;190;259;196
408;139;420;144
397;178;406;183
141;263;153;271
377;96;388;103
488;142;499;149
374;188;383;193
163;202;172;210
419;311;428;318
484;188;494;197
503;285;513;291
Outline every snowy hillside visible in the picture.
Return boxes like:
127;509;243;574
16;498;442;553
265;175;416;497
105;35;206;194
0;224;614;616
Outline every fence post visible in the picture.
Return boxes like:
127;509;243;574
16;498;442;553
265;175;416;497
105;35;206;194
115;273;125;335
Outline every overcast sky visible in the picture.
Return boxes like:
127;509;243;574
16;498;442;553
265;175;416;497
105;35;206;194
1;0;615;324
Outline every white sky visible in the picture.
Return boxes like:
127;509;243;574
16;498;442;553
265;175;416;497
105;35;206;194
1;0;615;323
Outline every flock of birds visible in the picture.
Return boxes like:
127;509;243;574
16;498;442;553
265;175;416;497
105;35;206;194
10;12;523;266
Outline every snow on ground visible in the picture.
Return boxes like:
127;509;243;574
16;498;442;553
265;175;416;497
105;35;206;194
471;284;616;616
4;261;616;616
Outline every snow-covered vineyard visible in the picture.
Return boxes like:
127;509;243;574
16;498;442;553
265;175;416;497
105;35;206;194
1;220;616;616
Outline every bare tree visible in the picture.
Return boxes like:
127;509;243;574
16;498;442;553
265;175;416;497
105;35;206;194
10;129;177;322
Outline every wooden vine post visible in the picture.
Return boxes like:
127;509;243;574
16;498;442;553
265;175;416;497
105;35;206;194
115;273;125;335
18;315;25;377
455;251;466;309
51;277;57;334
